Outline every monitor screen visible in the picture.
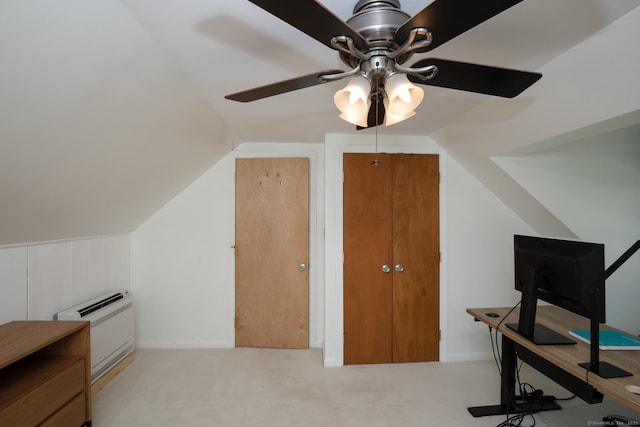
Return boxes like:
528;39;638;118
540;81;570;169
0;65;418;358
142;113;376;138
514;235;605;323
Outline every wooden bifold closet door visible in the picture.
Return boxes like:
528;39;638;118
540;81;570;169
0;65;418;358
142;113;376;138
343;153;440;365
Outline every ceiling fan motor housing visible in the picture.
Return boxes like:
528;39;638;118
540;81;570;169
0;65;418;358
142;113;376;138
342;0;410;67
353;0;402;12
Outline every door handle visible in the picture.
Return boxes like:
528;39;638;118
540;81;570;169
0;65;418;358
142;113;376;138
395;264;404;273
382;264;391;273
298;263;307;271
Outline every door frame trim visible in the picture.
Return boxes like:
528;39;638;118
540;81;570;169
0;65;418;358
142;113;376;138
323;134;448;366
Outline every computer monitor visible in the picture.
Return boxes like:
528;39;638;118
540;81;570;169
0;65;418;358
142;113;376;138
507;235;605;345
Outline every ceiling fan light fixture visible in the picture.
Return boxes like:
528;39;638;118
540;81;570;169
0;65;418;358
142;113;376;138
334;76;371;125
384;109;416;126
339;111;369;128
384;73;424;117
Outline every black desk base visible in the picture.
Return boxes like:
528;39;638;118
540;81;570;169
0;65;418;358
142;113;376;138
468;332;602;418
468;400;560;417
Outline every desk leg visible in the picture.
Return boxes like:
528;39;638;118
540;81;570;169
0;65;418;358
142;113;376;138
501;333;517;409
468;334;561;417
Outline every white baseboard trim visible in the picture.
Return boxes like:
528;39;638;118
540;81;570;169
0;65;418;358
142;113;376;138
323;357;341;367
446;352;494;363
136;340;232;349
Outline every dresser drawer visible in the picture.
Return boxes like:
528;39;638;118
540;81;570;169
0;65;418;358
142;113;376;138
0;356;85;427
40;391;86;427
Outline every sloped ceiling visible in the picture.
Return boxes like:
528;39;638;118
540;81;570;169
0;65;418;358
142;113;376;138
0;0;231;245
1;0;639;245
495;119;640;241
436;6;640;238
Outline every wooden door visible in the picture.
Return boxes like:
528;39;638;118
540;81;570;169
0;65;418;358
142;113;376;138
343;153;440;364
343;153;393;364
392;154;440;362
235;158;309;349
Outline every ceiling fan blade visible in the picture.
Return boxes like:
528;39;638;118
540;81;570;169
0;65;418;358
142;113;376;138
248;0;367;51
395;0;523;53
225;69;343;102
408;58;541;98
357;94;385;130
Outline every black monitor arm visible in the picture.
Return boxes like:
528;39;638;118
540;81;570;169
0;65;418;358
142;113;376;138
581;240;640;378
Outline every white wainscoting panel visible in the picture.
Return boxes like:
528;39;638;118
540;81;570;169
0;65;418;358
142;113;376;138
0;246;28;323
72;236;131;304
0;235;131;323
27;242;73;320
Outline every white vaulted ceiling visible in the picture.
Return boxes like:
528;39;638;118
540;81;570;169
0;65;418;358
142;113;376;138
1;0;639;245
120;0;639;141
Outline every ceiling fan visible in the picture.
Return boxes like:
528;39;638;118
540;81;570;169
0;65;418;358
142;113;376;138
225;0;542;128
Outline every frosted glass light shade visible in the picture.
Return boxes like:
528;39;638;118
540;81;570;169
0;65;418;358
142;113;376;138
339;112;369;128
334;76;371;126
384;110;416;126
385;73;424;117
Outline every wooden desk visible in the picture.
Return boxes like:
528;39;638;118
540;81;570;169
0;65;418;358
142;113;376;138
467;306;640;416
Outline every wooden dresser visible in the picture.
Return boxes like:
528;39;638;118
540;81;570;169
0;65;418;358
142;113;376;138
0;321;91;427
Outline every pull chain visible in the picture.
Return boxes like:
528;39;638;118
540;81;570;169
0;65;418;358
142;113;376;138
371;61;381;166
371;95;381;166
370;93;381;166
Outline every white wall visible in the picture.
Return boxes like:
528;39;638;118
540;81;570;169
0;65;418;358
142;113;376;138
0;235;131;324
132;143;324;349
132;154;236;348
446;157;536;360
494;124;640;334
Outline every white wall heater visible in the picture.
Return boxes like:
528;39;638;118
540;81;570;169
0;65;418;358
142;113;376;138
56;289;135;383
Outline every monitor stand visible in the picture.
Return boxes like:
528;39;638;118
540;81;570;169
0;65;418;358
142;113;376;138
506;323;576;345
578;361;632;378
511;268;576;345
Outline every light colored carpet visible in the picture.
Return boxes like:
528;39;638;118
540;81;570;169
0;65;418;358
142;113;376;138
92;348;638;426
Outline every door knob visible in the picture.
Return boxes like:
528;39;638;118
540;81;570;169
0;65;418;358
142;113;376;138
382;264;391;273
395;264;404;272
298;263;307;271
